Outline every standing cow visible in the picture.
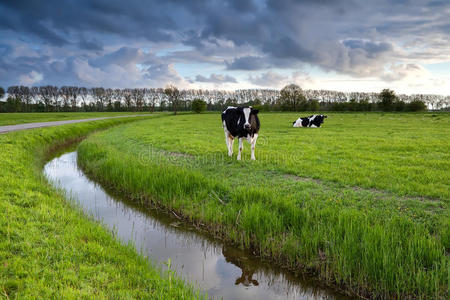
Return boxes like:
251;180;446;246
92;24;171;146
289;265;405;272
221;106;260;160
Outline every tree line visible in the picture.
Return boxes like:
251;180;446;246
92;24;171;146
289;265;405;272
0;84;446;113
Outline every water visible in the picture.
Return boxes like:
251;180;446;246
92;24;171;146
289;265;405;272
44;150;352;300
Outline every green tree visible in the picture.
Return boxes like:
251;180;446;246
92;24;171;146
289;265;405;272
309;99;319;111
393;99;406;111
406;99;427;112
379;89;397;111
279;84;306;111
5;96;21;112
191;98;207;113
0;87;5;100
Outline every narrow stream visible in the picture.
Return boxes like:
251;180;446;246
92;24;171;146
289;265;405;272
44;149;352;300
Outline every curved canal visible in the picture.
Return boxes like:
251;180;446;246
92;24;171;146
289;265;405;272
44;148;353;300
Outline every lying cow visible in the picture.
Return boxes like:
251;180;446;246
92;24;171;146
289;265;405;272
292;114;327;127
221;106;260;160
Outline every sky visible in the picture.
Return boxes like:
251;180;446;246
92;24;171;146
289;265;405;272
0;0;449;95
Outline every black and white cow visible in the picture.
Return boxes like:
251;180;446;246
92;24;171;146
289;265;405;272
222;106;260;160
292;114;327;128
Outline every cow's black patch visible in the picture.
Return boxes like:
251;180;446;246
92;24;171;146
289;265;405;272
222;107;260;138
293;114;327;127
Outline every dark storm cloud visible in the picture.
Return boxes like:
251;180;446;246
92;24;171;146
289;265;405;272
0;0;449;87
342;40;393;56
79;36;103;51
90;47;142;68
0;0;179;46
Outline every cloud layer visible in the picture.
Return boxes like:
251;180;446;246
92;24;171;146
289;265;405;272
0;0;449;93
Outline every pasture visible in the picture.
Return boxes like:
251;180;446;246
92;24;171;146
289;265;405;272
0;116;203;299
78;112;449;298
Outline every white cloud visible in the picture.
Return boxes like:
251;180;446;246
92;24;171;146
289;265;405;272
19;70;43;85
248;71;288;88
381;63;430;82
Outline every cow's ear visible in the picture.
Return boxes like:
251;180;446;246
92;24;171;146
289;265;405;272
252;109;259;114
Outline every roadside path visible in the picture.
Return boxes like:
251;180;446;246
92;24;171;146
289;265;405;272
0;115;151;134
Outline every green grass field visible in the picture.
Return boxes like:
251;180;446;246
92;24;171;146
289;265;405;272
0;116;204;299
78;112;449;298
0;112;152;126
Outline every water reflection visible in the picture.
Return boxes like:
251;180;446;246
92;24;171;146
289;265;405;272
223;246;259;287
44;150;353;300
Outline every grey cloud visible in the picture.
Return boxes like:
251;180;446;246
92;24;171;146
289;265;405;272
0;0;180;48
90;47;143;68
194;74;238;83
342;40;393;57
226;56;268;70
248;71;287;87
263;37;314;61
381;63;428;82
1;0;450;87
79;36;103;51
0;42;186;88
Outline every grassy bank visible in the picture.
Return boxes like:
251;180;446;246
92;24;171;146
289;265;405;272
0;112;154;126
78;112;449;298
0;116;204;298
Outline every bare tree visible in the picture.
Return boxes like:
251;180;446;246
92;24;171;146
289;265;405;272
92;87;106;111
105;88;115;111
6;86;22;111
70;87;79;111
146;88;159;112
19;86;33;111
49;86;60;111
60;86;72;111
7;86;20;100
122;88;132;111
39;86;51;111
131;88;144;111
112;88;123;111
79;87;89;110
164;84;181;115
30;86;40;107
156;88;166;111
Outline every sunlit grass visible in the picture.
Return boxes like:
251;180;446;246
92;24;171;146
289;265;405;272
78;112;449;298
0;116;204;299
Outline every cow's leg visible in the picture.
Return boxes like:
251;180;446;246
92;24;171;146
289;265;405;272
224;130;230;154
237;138;243;160
251;133;258;160
228;136;234;156
224;128;234;157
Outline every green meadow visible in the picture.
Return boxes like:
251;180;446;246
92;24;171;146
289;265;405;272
0;116;204;299
78;112;449;298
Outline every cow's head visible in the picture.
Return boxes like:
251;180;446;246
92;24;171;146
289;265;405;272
317;114;327;124
237;107;259;130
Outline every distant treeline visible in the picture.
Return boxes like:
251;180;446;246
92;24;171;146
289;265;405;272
0;84;447;113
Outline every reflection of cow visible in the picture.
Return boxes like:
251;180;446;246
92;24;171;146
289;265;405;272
222;246;259;287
